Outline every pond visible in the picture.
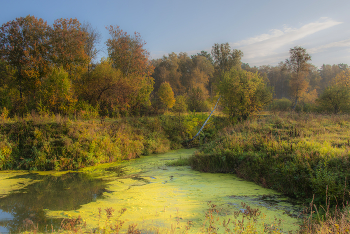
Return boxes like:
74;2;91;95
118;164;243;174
0;149;302;233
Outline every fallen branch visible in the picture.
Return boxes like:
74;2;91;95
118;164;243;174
185;96;221;145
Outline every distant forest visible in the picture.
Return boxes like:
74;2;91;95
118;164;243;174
0;15;349;119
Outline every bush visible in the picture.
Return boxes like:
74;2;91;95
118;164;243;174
269;98;292;111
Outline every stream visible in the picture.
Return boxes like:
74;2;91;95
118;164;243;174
0;148;302;233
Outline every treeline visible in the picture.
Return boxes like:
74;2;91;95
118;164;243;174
242;59;350;113
0;15;154;117
1;15;349;120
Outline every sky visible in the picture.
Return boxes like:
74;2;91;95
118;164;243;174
0;0;349;68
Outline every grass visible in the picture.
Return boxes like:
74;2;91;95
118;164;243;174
300;195;350;234
0;112;225;171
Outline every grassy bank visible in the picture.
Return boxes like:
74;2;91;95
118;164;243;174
0;113;225;171
189;112;350;206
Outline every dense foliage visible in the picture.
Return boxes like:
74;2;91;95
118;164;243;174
218;68;272;121
1;15;349;118
0;112;224;170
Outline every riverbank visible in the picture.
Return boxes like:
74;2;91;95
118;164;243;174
187;112;350;232
0;113;226;171
190;112;350;204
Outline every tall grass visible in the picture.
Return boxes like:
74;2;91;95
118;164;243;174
0;112;224;171
190;112;350;205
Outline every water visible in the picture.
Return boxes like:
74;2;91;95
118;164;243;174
0;149;302;233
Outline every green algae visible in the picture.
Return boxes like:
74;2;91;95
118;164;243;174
0;171;34;198
44;149;302;233
0;171;109;233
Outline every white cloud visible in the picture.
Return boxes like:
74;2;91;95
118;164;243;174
232;29;284;47
309;39;350;54
233;17;342;64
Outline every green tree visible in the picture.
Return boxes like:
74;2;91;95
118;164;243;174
192;50;213;64
210;43;243;96
286;46;311;109
218;68;272;121
172;95;188;115
317;69;350;114
39;67;75;114
158;82;175;110
187;87;210;112
211;43;243;74
317;85;350;114
0;59;16;112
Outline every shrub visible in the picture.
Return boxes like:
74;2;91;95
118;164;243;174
269;98;292;111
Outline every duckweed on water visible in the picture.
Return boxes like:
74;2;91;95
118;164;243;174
42;149;301;233
0;171;36;199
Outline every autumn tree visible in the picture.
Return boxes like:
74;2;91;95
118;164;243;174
190;55;213;91
286;46;311;109
0;15;50;106
158;82;175;110
218;68;272;121
50;18;89;79
81;22;101;74
152;53;183;95
80;58;153;116
177;52;193;89
106;26;154;116
81;58;122;106
331;68;350;87
106;25;153;77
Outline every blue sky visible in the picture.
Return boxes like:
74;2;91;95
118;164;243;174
1;0;349;68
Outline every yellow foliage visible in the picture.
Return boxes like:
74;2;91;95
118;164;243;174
158;82;175;109
332;68;350;87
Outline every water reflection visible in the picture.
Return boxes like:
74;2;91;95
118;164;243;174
0;172;108;233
